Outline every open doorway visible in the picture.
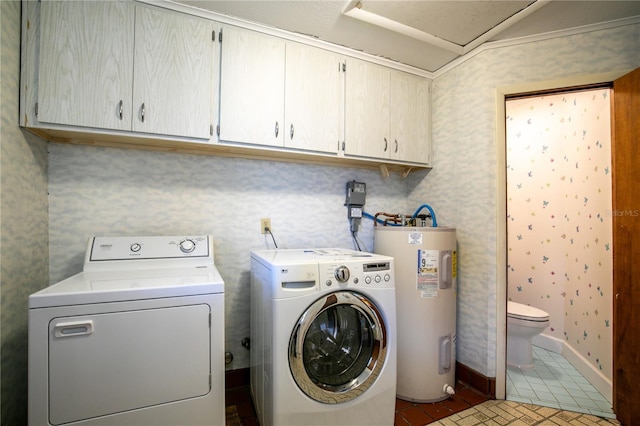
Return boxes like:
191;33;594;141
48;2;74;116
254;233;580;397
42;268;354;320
504;88;614;418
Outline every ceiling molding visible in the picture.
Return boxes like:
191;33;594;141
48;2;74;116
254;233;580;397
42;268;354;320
432;15;640;79
149;0;435;77
462;0;551;53
343;0;552;58
159;0;640;76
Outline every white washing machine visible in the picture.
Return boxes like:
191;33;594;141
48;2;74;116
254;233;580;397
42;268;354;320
250;248;397;426
28;235;225;426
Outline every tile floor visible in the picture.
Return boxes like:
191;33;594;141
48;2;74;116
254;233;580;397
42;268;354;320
225;380;490;426
226;347;620;426
430;399;620;425
226;377;620;425
506;345;615;418
394;382;489;425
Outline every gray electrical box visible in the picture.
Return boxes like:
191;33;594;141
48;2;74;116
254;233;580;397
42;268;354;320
345;181;366;207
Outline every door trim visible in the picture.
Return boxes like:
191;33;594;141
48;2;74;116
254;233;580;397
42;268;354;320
495;69;632;401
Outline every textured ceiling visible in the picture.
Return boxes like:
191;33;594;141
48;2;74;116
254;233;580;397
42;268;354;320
356;1;535;45
176;0;640;72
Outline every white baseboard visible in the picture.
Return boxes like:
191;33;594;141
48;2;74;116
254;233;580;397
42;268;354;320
532;333;563;354
533;333;612;403
562;343;612;403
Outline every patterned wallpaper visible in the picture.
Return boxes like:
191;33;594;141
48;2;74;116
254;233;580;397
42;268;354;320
506;89;613;380
1;1;50;424
409;23;639;377
2;5;639;424
46;23;640;385
48;145;413;372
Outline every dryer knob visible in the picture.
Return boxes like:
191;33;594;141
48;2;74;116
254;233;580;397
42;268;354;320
179;239;196;253
334;265;350;283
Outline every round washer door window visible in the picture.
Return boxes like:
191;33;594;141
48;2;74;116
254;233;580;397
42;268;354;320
288;291;387;404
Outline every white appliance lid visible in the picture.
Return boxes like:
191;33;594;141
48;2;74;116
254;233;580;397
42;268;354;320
508;301;549;320
251;248;392;265
29;265;224;308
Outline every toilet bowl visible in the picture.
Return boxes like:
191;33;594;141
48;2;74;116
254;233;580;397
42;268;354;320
507;301;550;369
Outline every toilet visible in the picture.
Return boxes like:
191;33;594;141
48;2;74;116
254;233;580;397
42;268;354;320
507;301;550;369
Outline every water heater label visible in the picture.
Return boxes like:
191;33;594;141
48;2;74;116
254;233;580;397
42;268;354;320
407;233;423;245
417;249;439;298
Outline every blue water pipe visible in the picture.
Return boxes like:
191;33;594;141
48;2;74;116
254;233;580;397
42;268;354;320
411;203;437;227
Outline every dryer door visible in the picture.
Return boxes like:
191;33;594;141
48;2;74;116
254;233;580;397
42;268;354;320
47;304;211;425
289;291;388;403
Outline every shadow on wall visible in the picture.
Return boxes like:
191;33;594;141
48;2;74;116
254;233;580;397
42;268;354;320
1;327;29;424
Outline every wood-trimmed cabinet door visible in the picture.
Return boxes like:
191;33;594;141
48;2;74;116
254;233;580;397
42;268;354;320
389;71;431;165
37;1;134;131
218;25;285;147
344;57;391;158
132;5;216;139
284;42;344;154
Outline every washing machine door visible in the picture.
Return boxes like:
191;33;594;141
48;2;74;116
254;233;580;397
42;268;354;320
289;290;387;404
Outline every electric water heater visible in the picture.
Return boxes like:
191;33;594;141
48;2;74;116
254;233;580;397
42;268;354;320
374;226;457;402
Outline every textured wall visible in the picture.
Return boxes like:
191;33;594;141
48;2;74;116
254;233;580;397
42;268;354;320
48;144;415;371
7;7;640;424
506;89;613;379
1;1;50;423
411;24;639;377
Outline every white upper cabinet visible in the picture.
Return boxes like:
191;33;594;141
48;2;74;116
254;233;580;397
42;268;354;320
38;1;135;131
219;27;343;153
25;1;431;171
344;57;431;165
37;1;216;139
132;6;216;139
284;42;344;154
344;58;391;159
388;71;431;164
219;25;285;147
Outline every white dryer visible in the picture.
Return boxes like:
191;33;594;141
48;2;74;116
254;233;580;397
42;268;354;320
28;236;225;426
250;249;396;426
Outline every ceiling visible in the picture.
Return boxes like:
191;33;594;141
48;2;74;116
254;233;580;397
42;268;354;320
176;0;640;73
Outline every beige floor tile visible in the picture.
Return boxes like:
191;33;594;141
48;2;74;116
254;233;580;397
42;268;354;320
431;400;620;426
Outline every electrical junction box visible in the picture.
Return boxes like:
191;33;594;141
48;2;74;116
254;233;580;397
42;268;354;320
345;181;366;218
346;181;366;205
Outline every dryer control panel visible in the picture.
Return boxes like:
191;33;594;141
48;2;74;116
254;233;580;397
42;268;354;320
83;236;215;273
89;236;210;261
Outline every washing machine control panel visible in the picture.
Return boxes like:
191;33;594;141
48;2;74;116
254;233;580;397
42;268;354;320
320;259;394;289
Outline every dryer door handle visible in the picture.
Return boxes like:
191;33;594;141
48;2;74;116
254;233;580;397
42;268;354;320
53;320;94;338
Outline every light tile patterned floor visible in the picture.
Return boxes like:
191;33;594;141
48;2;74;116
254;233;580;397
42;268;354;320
432;399;620;425
507;346;615;419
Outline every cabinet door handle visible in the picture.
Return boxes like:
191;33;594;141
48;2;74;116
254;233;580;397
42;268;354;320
394;139;398;153
290;123;294;140
275;121;279;138
383;137;388;152
140;103;145;123
118;100;123;120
